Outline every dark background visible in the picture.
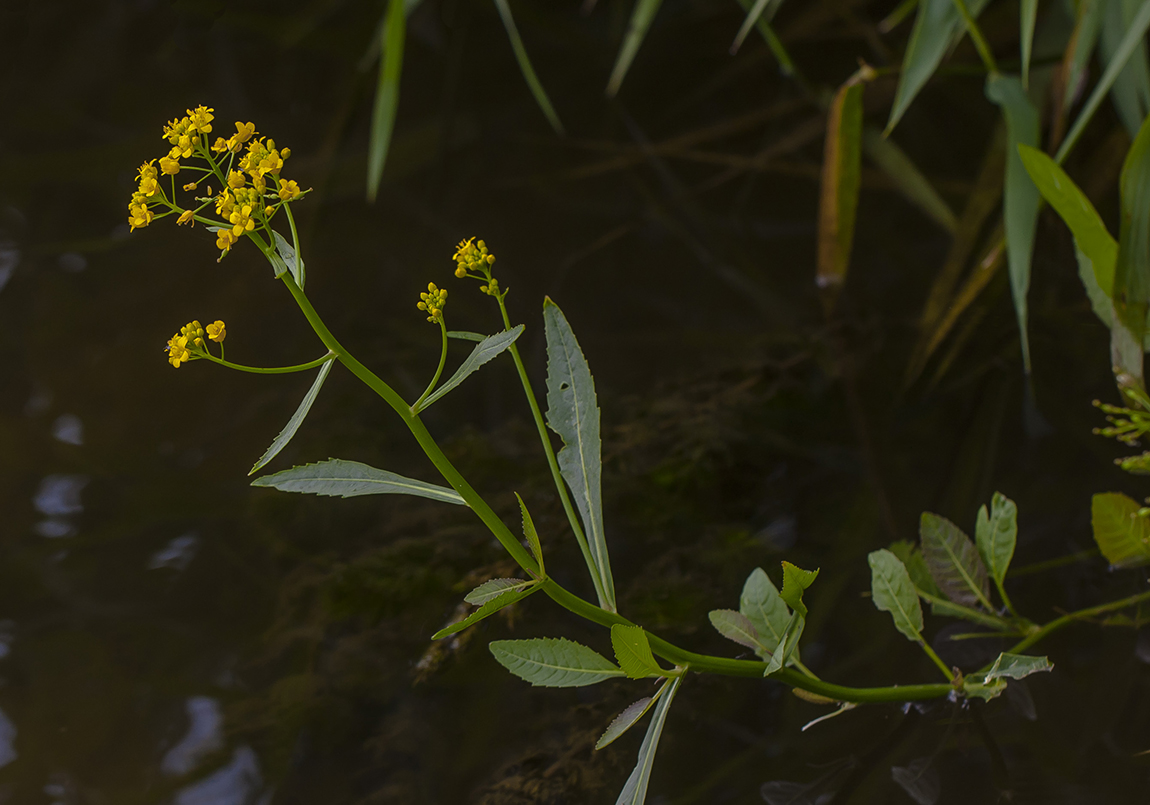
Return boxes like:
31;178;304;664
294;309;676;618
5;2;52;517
2;0;1149;802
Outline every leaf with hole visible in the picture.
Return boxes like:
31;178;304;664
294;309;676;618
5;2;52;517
414;326;524;412
611;624;663;679
868;549;924;642
249;360;334;475
983;652;1053;682
251;458;465;505
614;675;681;805
920;513;991;608
490;637;624;687
1091;492;1150;567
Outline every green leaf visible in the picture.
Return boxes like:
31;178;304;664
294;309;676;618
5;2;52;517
730;0;786;54
984;652;1053;682
414;326;525;412
447;330;486;342
1066;0;1106;105
920;513;992;609
975;492;1018;589
432;586;538;640
1020;0;1038;88
251;458;465;505
963;677;1007;700
1099;0;1150;138
516;493;545;577
739;567;792;658
816;72;866;304
366;0;406;202
464;578;533;605
271;230;303;286
1018;145;1117;298
544;298;615;611
986;74;1041;373
249;360;334;475
611;624;663;679
614;675;681;805
606;0;664;98
492;0;564;134
1091;492;1150;567
1114;111;1150;375
764;612;804;675
867;549;924;642
862;128;958;234
1057;0;1150;163
596;695;657;750
779;561;819;617
732;0;793;74
885;0;993;133
708;609;763;652
489;637;624;687
888;540;942;598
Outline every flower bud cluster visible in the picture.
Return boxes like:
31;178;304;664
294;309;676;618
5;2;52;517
452;237;505;299
164;320;225;369
417;282;448;324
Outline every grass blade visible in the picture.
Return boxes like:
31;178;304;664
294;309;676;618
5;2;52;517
1056;0;1150;164
1020;0;1038;88
1114;110;1150;377
492;0;565;134
249;359;334;474
606;0;664;98
414;326;524;412
862;127;958;234
731;0;785;55
366;0;406;202
985;73;1041;374
614;675;681;805
1099;0;1150;138
733;0;794;74
251;458;465;505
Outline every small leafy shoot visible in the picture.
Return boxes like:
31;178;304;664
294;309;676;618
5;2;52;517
611;624;663;679
516;492;545;577
432;585;538;640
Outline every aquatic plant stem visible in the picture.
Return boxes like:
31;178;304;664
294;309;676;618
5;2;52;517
200;350;334;374
919;640;957;682
1004;587;1150;655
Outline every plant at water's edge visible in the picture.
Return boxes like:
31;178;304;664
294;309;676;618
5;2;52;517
129;109;1150;804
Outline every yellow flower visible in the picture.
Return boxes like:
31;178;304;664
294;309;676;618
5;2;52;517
128;202;154;231
232;121;256;145
171;133;195;159
229;204;256;237
452;237;496;280
166;334;191;368
227;170;246;189
138;174;159;197
177;209;194;226
162;116;189;143
215;189;235;218
138;160;158;181
250;172;266;194
264;205;275;217
187;105;214;134
159;156;181;175
278;180;300;201
211;137;230;153
182;181;198;191
216;228;239;252
206;320;226;342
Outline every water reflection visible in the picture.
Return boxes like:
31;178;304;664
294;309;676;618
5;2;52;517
149;532;199;571
0;708;16;769
32;475;87;539
173;746;265;805
50;414;83;446
162;697;223;777
0;243;16;295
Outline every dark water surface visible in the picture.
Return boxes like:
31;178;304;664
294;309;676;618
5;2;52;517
3;1;1150;803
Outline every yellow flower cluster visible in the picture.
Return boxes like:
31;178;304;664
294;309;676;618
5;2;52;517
164;320;225;368
417;282;448;324
452;237;502;297
127;106;308;257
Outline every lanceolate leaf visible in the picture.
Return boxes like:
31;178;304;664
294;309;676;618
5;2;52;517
975;492;1018;589
861;128;958;234
366;0;406;202
920;513;991;608
490;637;624;687
543;298;616;611
708;609;763;652
271;230;303;287
730;0;786;55
733;0;793;73
1114;112;1150;380
447;330;486;342
886;0;994;133
779;562;819;617
596;696;657;750
491;0;565;134
1020;0;1038;88
611;624;663;679
867;549;924;642
986;73;1041;373
415;326;525;412
1099;0;1150;138
251;458;465;505
249;360;334;475
1091;492;1150;567
614;675;682;805
606;0;664;98
516;493;545;577
464;577;533;605
739;567;791;657
984;652;1053;682
817;71;867;306
432;585;538;639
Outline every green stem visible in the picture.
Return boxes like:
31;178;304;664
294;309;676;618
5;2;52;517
918;639;956;682
199;350;335;375
494;295;607;608
948;0;999;74
1005;588;1150;655
917;590;1015;632
412;321;449;411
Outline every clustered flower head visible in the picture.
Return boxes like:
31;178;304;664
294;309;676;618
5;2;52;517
164;320;226;368
417;282;448;324
452;237;503;298
127;105;308;259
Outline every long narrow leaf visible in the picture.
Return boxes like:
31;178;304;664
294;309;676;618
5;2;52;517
733;0;794;74
1020;0;1038;88
465;578;533;605
414;326;524;412
862;128;958;234
986;73;1041;374
251;458;465;505
249;359;334;475
606;0;664;98
817;71;867;307
597;695;658;750
731;0;786;54
615;675;682;805
1057;0;1150;164
544;298;616;611
366;0;406;202
492;0;565;134
1114;113;1150;381
1099;0;1150;138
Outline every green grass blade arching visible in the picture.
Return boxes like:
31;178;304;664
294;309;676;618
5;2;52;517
491;0;565;134
730;0;785;55
366;0;406;203
249;358;334;474
490;637;625;687
1057;0;1150;164
251;458;466;505
543;298;616;611
885;0;993;134
414;325;524;412
614;675;682;805
732;0;794;74
985;73;1041;374
606;0;664;98
868;549;925;642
